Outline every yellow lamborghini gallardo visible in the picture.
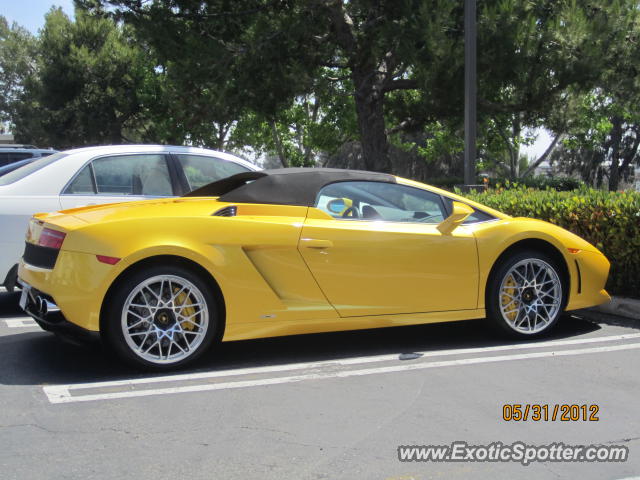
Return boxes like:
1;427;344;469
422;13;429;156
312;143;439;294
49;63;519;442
17;168;610;369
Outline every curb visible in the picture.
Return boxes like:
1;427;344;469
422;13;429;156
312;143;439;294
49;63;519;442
591;296;640;321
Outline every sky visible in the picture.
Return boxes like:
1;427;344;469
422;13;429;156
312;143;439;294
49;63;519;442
522;129;552;161
1;1;553;159
1;0;75;34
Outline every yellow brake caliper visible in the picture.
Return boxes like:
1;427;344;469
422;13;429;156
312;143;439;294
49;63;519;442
174;288;196;331
502;276;519;321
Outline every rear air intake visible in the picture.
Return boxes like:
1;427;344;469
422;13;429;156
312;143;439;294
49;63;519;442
212;206;237;217
23;243;59;269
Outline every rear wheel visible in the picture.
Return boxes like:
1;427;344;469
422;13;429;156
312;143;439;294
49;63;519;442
103;265;220;370
486;250;566;337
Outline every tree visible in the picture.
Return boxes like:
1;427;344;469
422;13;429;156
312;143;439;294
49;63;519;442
75;0;640;180
0;17;38;125
553;90;640;190
79;0;462;172
473;0;640;180
11;8;152;148
547;1;640;190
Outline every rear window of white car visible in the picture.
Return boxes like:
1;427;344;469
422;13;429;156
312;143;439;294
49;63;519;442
0;152;67;186
176;154;251;190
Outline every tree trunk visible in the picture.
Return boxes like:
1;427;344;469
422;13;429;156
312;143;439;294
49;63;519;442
521;132;562;178
352;72;391;173
270;119;289;168
509;117;521;180
608;116;623;191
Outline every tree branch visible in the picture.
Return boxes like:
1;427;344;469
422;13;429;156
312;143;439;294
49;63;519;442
521;131;563;178
382;79;418;93
270;119;289;168
321;0;358;59
386;117;418;135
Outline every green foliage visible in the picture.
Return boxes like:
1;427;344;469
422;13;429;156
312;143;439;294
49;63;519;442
0;17;38;124
463;186;640;297
11;8;152;147
427;175;584;192
4;0;640;179
490;176;584;191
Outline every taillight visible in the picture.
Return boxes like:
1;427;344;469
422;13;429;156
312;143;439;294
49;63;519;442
39;228;66;250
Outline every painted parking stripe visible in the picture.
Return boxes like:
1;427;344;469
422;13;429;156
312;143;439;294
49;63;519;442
44;336;640;404
3;318;38;328
43;332;640;390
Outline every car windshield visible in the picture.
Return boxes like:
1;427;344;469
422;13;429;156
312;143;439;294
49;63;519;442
0;152;67;186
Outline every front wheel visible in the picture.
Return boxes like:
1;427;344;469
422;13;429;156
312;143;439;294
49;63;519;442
103;265;220;370
486;250;566;337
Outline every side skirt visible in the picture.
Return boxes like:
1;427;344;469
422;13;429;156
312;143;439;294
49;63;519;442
222;308;486;342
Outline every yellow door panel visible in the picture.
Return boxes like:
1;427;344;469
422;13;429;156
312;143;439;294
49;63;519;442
299;215;479;317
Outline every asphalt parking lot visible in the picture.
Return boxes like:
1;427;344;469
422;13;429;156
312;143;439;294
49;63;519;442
0;289;638;480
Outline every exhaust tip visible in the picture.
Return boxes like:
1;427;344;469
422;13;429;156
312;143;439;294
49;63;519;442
34;295;60;316
35;296;47;316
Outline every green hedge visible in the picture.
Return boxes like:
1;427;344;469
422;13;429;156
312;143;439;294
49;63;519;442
461;187;640;298
429;176;583;192
489;177;584;191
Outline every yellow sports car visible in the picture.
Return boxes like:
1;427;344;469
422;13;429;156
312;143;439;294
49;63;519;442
17;168;610;369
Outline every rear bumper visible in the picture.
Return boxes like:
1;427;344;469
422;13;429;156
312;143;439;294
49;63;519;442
17;249;121;332
18;279;99;342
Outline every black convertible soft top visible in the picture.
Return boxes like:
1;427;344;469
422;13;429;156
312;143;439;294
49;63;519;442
184;168;396;206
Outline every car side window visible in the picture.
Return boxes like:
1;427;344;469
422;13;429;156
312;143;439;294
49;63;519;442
90;154;173;196
315;181;447;223
65;164;95;194
176;154;250;191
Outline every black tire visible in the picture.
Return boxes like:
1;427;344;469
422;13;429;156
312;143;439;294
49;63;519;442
486;249;567;338
102;264;221;371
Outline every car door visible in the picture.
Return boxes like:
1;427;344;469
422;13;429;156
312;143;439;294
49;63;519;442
298;181;479;317
59;153;175;209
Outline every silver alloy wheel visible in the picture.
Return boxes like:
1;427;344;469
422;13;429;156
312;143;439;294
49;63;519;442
121;274;209;364
498;258;562;334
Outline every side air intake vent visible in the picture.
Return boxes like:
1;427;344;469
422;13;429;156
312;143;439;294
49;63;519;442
213;206;237;217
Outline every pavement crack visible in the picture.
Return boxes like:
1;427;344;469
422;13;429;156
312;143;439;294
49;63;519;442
240;425;293;437
0;423;137;436
0;423;63;434
605;436;640;444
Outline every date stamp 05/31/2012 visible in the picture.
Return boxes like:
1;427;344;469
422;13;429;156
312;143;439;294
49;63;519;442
502;404;600;422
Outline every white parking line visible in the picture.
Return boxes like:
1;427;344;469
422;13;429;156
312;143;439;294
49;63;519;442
44;333;640;404
3;318;38;328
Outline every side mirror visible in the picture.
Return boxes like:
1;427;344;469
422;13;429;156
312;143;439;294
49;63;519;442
326;197;352;215
437;201;474;234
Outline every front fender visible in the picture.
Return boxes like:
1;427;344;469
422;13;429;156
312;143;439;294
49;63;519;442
471;218;605;309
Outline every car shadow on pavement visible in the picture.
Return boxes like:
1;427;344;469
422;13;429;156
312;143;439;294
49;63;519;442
0;296;613;387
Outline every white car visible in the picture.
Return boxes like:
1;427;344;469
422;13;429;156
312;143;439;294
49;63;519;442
0;145;258;291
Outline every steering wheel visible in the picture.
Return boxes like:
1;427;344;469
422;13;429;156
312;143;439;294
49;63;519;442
342;206;360;218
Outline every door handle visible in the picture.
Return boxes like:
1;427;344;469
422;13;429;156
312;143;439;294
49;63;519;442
300;238;333;249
